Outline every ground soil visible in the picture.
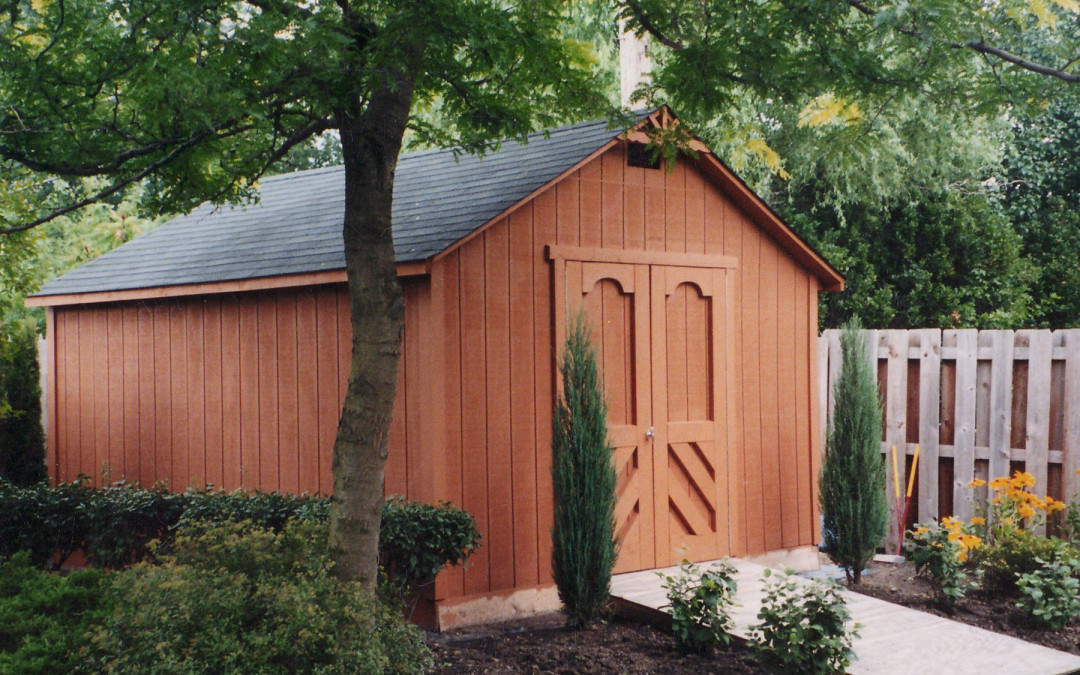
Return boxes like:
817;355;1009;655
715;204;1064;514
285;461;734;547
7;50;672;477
848;557;1080;655
428;612;767;674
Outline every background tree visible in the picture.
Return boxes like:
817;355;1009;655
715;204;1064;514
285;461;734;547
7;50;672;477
551;312;618;628
0;0;608;590
819;321;888;583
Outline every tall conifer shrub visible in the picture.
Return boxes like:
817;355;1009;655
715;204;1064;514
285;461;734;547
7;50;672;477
819;321;888;584
551;311;618;628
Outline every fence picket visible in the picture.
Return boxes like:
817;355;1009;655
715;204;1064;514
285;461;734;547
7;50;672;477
988;331;1014;487
952;330;978;521
884;330;909;550
918;329;941;524
1023;330;1052;536
1064;331;1080;501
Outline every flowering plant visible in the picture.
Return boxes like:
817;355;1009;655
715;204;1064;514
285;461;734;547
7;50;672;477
905;519;980;610
968;471;1065;542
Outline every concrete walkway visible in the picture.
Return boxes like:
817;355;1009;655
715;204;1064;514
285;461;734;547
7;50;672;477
611;558;1080;675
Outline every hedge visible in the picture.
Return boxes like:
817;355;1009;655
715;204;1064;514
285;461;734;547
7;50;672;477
0;479;479;594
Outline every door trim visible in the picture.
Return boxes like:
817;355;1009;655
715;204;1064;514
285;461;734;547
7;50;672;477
547;245;738;270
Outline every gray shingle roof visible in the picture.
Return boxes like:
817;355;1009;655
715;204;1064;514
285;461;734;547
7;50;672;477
36;116;629;296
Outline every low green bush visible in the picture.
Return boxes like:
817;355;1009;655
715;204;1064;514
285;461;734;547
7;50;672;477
0;552;113;675
379;496;481;599
749;570;858;675
86;520;433;675
1016;556;1080;629
973;529;1074;595
658;558;737;654
0;481;477;591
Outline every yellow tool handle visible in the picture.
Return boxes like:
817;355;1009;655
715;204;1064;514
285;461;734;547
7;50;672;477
906;445;920;498
891;445;901;500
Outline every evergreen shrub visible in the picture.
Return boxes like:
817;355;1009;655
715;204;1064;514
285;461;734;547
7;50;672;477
0;324;46;486
551;310;618;628
819;320;888;583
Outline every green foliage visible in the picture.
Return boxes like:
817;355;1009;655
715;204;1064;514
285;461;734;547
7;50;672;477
658;558;738;654
551;310;618;629
819;321;888;584
0;552;113;675
1016;556;1080;629
973;530;1075;595
904;524;975;610
379;496;481;598
0;321;45;486
749;570;858;675
0;481;478;588
86;520;433;675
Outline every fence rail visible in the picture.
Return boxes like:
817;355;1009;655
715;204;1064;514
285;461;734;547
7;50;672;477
818;329;1080;550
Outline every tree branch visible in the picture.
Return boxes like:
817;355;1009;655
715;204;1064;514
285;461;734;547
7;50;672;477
623;0;686;51
847;0;1080;84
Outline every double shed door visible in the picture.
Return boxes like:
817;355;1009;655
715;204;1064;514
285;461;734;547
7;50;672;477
555;251;735;574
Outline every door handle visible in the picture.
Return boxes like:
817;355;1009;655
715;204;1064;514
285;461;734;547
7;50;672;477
645;427;655;440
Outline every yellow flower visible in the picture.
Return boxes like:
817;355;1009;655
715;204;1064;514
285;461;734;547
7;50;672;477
1045;498;1066;513
1019;505;1036;519
913;527;930;535
1014;471;1037;488
989;476;1011;490
968;478;987;488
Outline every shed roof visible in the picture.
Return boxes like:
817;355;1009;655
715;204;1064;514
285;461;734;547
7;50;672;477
35;117;625;297
32;109;843;301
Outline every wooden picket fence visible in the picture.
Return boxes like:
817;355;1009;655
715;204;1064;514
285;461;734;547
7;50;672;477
818;329;1080;550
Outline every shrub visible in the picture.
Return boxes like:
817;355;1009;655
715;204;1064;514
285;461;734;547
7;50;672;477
551;311;618;628
379;497;481;600
0;552;113;675
1016;556;1080;629
0;323;46;487
975;529;1075;595
904;519;979;610
750;570;858;675
0;481;477;591
658;558;738;654
86;520;433;675
819;320;888;584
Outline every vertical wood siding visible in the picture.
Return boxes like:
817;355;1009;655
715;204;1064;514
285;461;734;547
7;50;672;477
430;143;821;599
51;282;424;499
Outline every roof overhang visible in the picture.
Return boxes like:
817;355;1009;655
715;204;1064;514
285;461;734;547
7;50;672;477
26;260;430;308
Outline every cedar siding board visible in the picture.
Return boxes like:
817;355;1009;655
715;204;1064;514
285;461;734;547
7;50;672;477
36;110;838;609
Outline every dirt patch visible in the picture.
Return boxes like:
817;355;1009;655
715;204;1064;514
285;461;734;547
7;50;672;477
848;558;1080;655
428;612;767;674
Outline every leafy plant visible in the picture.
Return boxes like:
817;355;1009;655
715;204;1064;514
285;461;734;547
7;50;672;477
0;322;45;487
551;310;618;629
658;558;738;654
87;521;433;675
1016;557;1080;629
973;529;1075;595
378;497;481;605
968;471;1065;541
0;552;113;675
904;519;979;610
749;570;858;675
819;320;888;584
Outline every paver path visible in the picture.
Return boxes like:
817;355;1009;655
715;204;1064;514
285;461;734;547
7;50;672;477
611;558;1080;675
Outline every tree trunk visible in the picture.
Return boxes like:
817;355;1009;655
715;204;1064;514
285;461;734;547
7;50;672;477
327;74;415;589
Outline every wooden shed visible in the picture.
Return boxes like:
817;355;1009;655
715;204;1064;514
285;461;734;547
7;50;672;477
29;108;843;628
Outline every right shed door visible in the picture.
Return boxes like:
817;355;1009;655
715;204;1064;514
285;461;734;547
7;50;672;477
560;259;733;573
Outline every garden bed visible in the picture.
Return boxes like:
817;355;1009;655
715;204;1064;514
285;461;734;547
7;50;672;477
848;558;1080;655
428;613;766;674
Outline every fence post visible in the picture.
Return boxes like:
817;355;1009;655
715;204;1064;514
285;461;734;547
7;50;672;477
1064;330;1080;503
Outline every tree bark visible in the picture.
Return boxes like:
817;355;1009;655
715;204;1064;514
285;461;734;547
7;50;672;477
327;72;415;588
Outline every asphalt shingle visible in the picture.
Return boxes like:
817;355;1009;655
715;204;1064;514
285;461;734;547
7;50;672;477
36;117;628;296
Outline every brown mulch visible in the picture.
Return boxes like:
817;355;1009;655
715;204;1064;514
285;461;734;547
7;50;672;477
847;558;1080;655
428;612;767;674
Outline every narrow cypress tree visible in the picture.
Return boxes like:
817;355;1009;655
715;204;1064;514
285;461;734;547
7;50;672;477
819;320;888;584
551;310;618;628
